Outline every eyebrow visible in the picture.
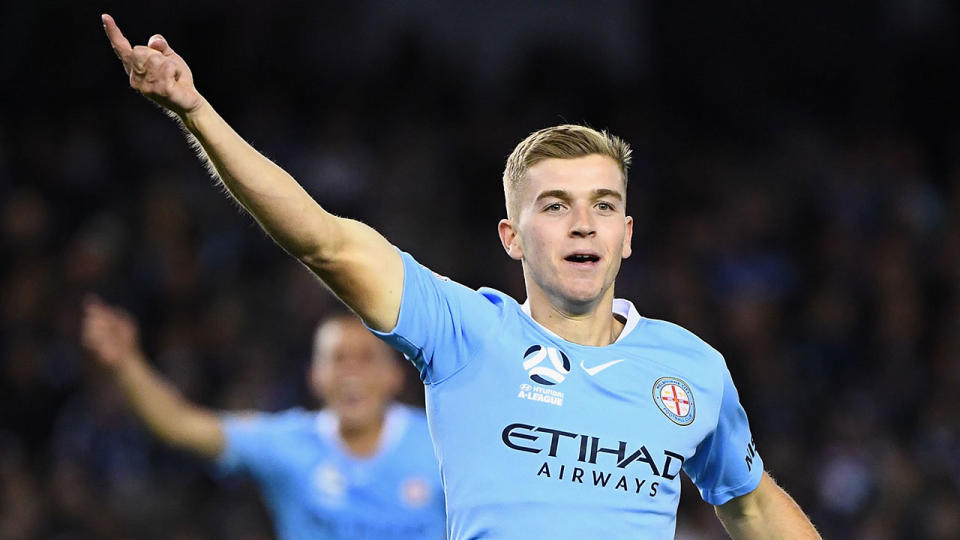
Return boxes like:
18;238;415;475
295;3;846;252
534;188;623;203
592;188;623;201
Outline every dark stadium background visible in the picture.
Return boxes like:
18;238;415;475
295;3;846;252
2;1;959;538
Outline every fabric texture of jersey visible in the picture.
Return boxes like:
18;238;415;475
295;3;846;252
370;250;763;539
218;403;445;540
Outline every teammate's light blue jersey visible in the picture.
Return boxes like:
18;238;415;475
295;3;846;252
371;251;764;538
218;404;446;540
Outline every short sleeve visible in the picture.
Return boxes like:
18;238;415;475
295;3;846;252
367;250;507;385
682;364;763;505
216;410;299;479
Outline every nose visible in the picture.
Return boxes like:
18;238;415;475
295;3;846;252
569;206;596;238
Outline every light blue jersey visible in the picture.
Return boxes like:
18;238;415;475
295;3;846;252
218;404;446;540
371;251;763;538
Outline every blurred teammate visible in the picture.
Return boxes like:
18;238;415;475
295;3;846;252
80;297;445;540
101;13;819;538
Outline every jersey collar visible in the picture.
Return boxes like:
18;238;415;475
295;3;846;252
315;403;409;460
520;298;643;344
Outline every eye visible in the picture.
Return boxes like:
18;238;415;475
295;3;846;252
544;202;565;212
596;201;615;212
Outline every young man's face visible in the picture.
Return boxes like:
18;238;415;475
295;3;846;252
500;154;633;311
310;318;402;433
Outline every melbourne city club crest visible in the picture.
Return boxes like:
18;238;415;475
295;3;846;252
653;377;695;425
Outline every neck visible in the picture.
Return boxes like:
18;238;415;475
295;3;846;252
338;415;384;457
525;286;625;347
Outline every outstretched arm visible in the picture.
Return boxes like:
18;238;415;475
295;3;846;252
101;14;402;331
80;296;224;459
715;472;821;539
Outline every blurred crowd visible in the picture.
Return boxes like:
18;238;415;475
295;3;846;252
2;2;959;539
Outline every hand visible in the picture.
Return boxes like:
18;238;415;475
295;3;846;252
81;295;143;372
101;13;204;117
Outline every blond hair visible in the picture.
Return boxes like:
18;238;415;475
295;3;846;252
503;124;632;217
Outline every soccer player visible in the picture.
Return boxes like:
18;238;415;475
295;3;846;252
80;297;446;539
101;13;820;538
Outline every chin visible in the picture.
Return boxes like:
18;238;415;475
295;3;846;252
566;278;607;298
534;268;608;308
557;286;605;307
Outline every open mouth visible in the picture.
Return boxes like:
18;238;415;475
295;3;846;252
564;253;601;265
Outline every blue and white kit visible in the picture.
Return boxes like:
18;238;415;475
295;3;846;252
372;251;763;538
218;404;446;540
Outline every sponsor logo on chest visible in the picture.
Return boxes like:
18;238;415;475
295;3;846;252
501;422;686;498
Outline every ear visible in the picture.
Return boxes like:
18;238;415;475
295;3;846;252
621;215;634;259
308;359;327;399
386;357;404;395
498;218;524;261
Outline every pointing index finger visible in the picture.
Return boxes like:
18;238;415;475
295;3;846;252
101;13;133;61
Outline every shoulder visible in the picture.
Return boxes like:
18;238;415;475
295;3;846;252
399;250;517;316
393;404;430;435
223;407;318;435
387;405;436;455
395;402;428;419
637;317;726;366
477;286;520;312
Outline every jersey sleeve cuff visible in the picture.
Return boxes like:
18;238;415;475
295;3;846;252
211;414;242;476
701;468;764;506
362;248;431;378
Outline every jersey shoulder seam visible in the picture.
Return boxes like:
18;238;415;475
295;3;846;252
425;290;514;387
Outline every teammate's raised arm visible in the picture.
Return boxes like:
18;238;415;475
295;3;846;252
80;295;224;459
100;14;403;331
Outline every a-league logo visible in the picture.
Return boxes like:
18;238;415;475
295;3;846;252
523;345;570;385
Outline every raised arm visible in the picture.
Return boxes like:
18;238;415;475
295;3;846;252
715;472;821;539
80;295;224;459
101;14;402;331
